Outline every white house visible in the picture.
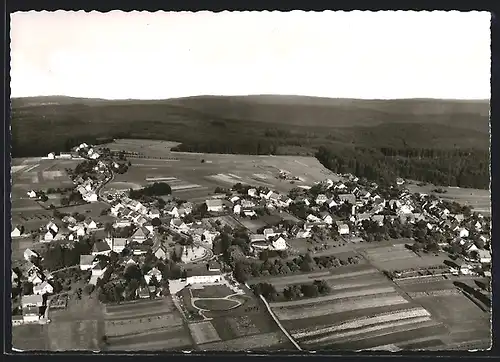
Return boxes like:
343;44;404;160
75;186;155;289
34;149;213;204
325;199;338;209
24;249;39;262
111;203;125;217
248;188;258;198
144;222;154;235
272;236;287;251
85;219;98;230
170;218;189;233
474;221;482;231
91;263;108;277
230;195;240;203
321;213;333;225
80;255;97;271
83;192;98;203
166;205;180;218
478;249;491;264
263;228;278;240
11;226;23;238
105;237;127;254
241;200;255;208
243;210;257;218
27;190;37;198
337;223;350;235
47;152;56;159
233;204;242;214
458;228;469;238
22;295;43;323
153;244;169;260
114;219;132;228
296;230;311;238
42;230;56;242
203;230;219;244
306;214;321;223
261;190;273;200
315;194;328;205
149;208;161;219
206;199;224;212
46;221;59;234
33;281;54;296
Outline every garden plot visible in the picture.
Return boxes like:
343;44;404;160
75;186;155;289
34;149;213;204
273;293;409;321
188;321;222;345
47;320;101;351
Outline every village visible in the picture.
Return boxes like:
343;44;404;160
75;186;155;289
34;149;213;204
11;141;492;351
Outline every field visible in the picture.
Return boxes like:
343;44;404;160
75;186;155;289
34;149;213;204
406;183;491;215
103;297;193;351
98;139;338;199
237;218;267;233
193;299;241;311
190;284;234;299
394;277;491;349
247;259;485;351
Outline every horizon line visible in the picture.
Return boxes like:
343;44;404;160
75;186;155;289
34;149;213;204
11;94;490;102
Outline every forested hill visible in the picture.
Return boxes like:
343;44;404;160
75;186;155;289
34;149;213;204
11;95;490;189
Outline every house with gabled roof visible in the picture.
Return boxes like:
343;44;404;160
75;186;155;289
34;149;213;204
320;212;333;225
11;225;23;238
206;199;224;212
46;221;59;234
131;226;149;243
315;194;328;205
91;262;108;277
336;222;350;235
22;294;43;323
27;190;37;198
80;255;97;270
33;281;54;296
24;248;39;262
153;243;169;260
92;240;111;256
149;208;161;219
170;218;188;233
339;194;356;205
42;229;57;242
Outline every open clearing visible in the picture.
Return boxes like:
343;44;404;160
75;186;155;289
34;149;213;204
406;183;491;215
198;331;288;351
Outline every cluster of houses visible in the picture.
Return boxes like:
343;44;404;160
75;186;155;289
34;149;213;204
74;142;101;160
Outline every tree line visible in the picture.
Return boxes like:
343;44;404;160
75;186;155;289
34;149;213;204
315;146;489;189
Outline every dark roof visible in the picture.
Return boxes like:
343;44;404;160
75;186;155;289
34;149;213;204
92;240;111;252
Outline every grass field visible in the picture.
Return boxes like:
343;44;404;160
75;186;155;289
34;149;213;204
188;321;222;345
191;284;234;299
198;331;288;351
12;294;106;351
103;297;193;351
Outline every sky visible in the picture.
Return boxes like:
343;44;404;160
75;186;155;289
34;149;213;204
10;11;491;100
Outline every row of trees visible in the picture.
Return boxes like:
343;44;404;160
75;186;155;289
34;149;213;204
129;182;172;199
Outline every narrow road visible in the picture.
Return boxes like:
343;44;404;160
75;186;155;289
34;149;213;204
258;294;303;351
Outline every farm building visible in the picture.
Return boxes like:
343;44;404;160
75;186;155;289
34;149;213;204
114;219;132;228
320;213;333;225
296;230;311;239
47;152;55;159
149;208;161;219
206;199;224;212
170;218;189;233
250;234;266;242
22;294;43;323
233;204;242;214
27;190;37;198
33;281;54;296
271;236;287;251
80;255;97;270
105;237;128;253
138;287;151;299
144;222;154;235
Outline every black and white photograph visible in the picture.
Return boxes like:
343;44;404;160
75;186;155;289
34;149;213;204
9;10;491;352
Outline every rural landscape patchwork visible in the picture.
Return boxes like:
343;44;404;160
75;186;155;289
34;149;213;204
10;96;491;352
9;10;491;354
